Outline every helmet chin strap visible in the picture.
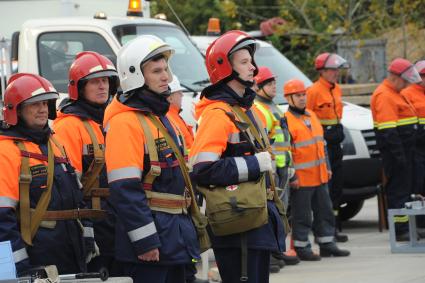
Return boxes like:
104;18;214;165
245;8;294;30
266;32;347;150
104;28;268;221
259;88;274;100
232;71;255;88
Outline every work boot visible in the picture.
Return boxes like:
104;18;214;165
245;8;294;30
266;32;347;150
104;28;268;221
271;251;300;265
335;230;348;243
187;279;210;283
270;254;285;269
396;232;420;242
295;248;321;261
320;243;350;257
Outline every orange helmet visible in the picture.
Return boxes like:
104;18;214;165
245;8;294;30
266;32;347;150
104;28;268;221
315;53;349;70
254;66;276;87
68;51;118;100
388;58;421;83
3;73;59;125
284;79;306;97
205;30;259;85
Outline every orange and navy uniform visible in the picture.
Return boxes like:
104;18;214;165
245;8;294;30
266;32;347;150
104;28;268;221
284;108;329;187
53;102;115;259
306;77;343;127
0;128;90;274
189;85;285;251
103;95;199;264
401;84;425;145
166;104;194;150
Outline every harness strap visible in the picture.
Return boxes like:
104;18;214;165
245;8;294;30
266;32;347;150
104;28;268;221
34;208;107;220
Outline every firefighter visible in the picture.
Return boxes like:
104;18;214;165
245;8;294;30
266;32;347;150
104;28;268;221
0;73;96;274
284;79;350;261
371;58;421;241
401;60;425;229
189;30;286;283
52;51;120;275
103;35;200;283
253;66;300;269
306;52;349;242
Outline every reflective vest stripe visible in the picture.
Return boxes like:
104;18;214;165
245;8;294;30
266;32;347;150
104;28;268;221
0;196;18;208
419;118;425;124
393;215;408;223
127;221;157;243
228;133;240;143
190;152;220;166
374;121;397;130
396;116;418;126
234;157;249;182
13;248;29;263
108;167;142;183
293;157;326;170
293;136;324;148
319;118;339;126
293;240;309;247
316;236;334;243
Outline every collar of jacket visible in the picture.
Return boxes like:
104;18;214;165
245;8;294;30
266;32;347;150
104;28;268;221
288;105;308;117
201;82;256;109
255;94;273;105
60;99;106;124
120;87;170;116
382;78;399;94
412;83;425;93
2;121;51;144
319;76;336;90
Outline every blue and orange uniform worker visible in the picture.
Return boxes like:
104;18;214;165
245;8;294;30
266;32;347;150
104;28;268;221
189;30;286;283
0;73;96;275
371;58;421;241
400;60;425;227
284;79;350;261
53;51;121;275
104;35;200;283
306;53;349;242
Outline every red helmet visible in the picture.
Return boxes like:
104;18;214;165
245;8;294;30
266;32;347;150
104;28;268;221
388;58;421;84
205;30;259;84
3;73;59;126
284;79;306;97
315;53;349;70
415;60;425;75
254;66;276;86
68;51;118;100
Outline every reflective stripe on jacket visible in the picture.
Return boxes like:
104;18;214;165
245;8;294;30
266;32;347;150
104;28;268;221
285;109;329;187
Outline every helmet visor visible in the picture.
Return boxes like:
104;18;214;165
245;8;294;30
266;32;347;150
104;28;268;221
22;92;59;105
229;39;259;55
414;60;425;75
141;45;174;66
401;66;422;84
324;54;349;69
83;70;118;81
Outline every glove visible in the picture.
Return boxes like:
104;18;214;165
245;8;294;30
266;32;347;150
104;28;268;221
255;151;272;172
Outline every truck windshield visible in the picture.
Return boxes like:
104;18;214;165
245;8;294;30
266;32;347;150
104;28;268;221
113;25;210;91
254;45;312;105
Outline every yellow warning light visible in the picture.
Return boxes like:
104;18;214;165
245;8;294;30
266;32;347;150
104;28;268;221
127;0;143;17
207;18;221;35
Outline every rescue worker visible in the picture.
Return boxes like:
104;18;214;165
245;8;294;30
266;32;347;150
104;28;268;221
189;30;286;283
52;51;120;275
306;53;349;242
284;79;350;261
371;58;421;241
253;66;300;270
104;35;200;283
401;60;425;200
0;73;95;274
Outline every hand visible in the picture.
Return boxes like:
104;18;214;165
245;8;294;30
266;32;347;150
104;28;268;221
327;170;332;180
290;179;299;189
138;248;159;262
255;151;272;172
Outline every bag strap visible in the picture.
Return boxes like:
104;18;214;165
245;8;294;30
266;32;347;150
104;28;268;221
17;138;55;245
80;120;105;194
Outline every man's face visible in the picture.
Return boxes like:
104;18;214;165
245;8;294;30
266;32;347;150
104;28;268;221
321;69;340;84
83;77;109;105
19;100;49;129
261;79;277;98
230;49;256;82
142;58;170;94
288;92;307;109
167;91;183;109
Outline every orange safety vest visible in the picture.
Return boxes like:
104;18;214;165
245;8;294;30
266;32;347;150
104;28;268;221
306;77;343;126
285;109;329;187
401;83;425;125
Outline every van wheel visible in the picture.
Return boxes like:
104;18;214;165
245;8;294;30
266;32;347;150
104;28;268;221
339;200;364;221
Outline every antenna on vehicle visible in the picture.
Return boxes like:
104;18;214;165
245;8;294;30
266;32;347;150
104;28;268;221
163;0;191;36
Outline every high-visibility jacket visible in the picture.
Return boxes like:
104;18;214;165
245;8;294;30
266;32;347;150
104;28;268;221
189;85;285;251
166;104;194;150
371;79;418;159
103;96;199;264
401;83;425;146
285;108;329;187
254;95;292;168
306;77;343;126
0;129;90;274
53;108;115;257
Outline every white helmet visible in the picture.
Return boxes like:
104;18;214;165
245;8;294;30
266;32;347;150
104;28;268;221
169;75;185;93
117;35;174;93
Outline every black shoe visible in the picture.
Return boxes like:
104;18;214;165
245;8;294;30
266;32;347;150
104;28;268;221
188;279;210;283
271;252;300;265
295;248;321;261
320;243;350;257
396;232;420;241
269;264;281;273
270;254;285;268
335;231;348;243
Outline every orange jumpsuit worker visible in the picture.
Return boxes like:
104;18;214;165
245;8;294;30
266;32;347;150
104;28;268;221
284;79;350;261
371;58;421;241
306;53;349;242
53;51;121;275
400;60;425;228
104;35;200;283
0;73;94;275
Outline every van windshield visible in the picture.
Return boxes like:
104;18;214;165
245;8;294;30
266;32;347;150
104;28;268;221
254;45;312;104
113;25;210;91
